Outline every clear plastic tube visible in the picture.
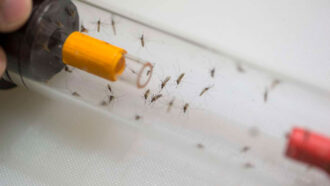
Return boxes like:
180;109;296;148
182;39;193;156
4;0;330;185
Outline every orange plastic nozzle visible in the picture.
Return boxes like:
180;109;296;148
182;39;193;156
62;32;126;81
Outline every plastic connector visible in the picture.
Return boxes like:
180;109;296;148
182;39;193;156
62;32;126;81
286;127;330;175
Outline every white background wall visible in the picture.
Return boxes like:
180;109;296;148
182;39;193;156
84;0;330;92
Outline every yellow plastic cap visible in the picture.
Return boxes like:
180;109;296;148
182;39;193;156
62;32;126;81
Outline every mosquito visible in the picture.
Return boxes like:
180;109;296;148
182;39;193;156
135;115;141;121
200;85;213;96
183;103;189;113
107;84;112;93
42;43;50;52
151;94;162;103
72;92;80;97
108;95;115;103
144;89;150;100
140;34;145;47
196;143;204;149
66;6;75;18
64;65;72;73
100;100;108;106
80;25;88;33
271;79;281;89
243;162;254;169
237;64;245;73
176;73;185;86
167;98;175;112
56;20;64;28
241;146;250;153
111;17;116;35
210;68;215;78
146;70;151;76
101;95;116;106
264;88;268;102
97;19;101;32
161;76;171;90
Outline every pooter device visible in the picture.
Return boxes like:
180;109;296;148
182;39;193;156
1;0;329;179
0;0;152;89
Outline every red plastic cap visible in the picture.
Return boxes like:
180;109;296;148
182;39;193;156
286;127;330;174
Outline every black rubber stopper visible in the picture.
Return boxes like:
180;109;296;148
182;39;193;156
0;0;79;89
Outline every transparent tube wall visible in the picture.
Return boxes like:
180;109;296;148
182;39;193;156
6;0;330;185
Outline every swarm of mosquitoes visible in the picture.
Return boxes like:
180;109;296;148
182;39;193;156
77;19;218;116
68;19;286;166
67;18;281;106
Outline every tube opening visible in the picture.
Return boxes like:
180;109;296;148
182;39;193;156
115;56;126;75
119;54;154;89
